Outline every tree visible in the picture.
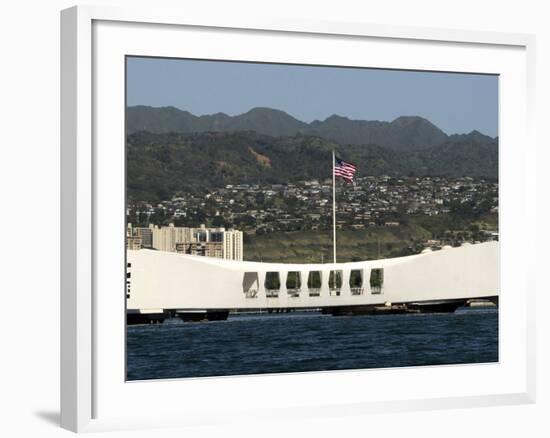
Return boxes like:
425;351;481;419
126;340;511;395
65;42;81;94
212;215;226;228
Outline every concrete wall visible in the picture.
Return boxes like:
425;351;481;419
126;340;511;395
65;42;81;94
127;241;499;311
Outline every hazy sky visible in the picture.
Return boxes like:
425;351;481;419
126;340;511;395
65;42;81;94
127;57;498;137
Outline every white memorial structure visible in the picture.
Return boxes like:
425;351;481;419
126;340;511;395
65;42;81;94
126;241;498;323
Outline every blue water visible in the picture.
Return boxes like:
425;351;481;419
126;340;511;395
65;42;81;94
126;307;498;381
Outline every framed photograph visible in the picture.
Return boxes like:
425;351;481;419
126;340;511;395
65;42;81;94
61;5;536;432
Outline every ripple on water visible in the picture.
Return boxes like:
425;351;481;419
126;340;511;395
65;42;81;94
126;309;498;380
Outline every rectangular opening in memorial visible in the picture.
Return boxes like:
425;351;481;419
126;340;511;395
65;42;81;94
329;270;343;296
307;271;322;297
370;268;384;294
349;269;364;295
265;272;281;298
242;272;259;298
286;271;301;297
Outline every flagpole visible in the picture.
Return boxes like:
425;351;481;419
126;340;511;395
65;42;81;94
332;150;336;264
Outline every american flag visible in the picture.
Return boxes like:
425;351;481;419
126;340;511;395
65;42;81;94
334;156;357;182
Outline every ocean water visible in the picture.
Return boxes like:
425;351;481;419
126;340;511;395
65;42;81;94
126;307;498;381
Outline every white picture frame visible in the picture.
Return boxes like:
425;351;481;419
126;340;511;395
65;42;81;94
60;4;536;433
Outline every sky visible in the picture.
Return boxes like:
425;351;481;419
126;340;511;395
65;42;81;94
126;57;498;137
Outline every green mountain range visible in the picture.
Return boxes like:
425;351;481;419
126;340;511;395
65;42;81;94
127;128;498;201
127;106;497;151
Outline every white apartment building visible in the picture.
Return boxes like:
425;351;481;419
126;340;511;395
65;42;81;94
152;224;176;252
174;226;193;245
134;225;154;248
223;230;243;261
126;236;142;251
148;224;243;260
